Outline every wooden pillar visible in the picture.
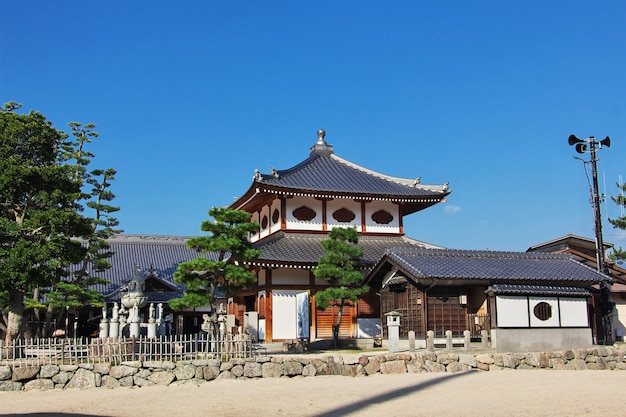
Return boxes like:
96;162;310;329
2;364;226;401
280;197;287;230
360;201;367;233
321;199;327;231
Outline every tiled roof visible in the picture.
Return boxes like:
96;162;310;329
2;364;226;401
378;247;612;284
255;152;449;199
248;232;441;268
85;235;215;299
486;284;591;297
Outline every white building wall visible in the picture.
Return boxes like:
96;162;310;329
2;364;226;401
272;268;309;285
326;199;361;231
285;196;324;231
364;200;401;234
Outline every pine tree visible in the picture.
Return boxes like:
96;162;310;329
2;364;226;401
313;227;367;348
170;207;260;338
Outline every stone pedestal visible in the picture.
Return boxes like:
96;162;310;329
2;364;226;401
386;311;401;353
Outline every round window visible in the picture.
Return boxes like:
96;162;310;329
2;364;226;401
533;302;552;321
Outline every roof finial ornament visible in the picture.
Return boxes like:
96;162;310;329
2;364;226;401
253;168;262;181
317;129;326;145
270;167;279;178
310;128;334;156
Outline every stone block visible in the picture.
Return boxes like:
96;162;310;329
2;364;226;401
446;362;468;373
93;363;111;375
302;364;317;377
0;366;11;381
133;376;156;387
40;365;60;378
436;353;459;365
24;379;54;391
202;366;221;381
231;365;244;377
148;370;176;385
341;365;357;377
458;354;477;368
0;381;23;391
262;362;283;378
101;375;121;388
52;372;70;385
475;354;495;365
283;360;304;377
424;360;445;373
12;366;40;382
173;364;196;380
118;376;134;387
380;360;407;374
363;357;381;375
66;368;96;389
243;362;263;378
109;365;138;379
215;371;236;380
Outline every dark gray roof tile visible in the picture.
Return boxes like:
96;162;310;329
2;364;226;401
380;247;612;284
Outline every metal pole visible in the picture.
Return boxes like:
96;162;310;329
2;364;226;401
589;137;605;273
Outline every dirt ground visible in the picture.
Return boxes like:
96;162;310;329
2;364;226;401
1;370;625;417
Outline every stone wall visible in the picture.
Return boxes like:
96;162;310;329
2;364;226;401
1;346;625;391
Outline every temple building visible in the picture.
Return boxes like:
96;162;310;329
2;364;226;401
55;129;613;353
227;129;451;342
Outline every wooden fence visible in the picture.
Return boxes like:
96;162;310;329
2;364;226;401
0;334;257;367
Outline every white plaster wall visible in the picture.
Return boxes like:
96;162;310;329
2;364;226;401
249;211;262;243
272;290;298;339
258;204;271;240
559;298;589;327
364;201;401;234
528;297;560;327
285;196;323;231
496;296;530;327
272;290;310;340
272;268;309;285
326;199;361;231
270;198;281;231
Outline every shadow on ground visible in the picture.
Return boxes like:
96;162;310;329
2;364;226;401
311;370;477;417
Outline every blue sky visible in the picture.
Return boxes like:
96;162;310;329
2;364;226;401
2;1;625;252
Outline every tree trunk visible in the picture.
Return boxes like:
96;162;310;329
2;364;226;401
333;301;345;349
6;290;25;343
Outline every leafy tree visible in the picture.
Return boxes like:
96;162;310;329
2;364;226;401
37;123;121;337
609;181;626;265
0;104;119;342
313;227;367;348
170;207;260;338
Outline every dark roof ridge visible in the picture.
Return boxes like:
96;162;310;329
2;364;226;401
107;234;193;244
385;246;574;259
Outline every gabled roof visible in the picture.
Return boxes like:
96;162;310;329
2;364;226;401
246;231;441;269
366;247;613;288
231;130;450;215
85;235;215;302
527;234;612;258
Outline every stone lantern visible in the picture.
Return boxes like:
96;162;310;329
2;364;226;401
386;311;402;353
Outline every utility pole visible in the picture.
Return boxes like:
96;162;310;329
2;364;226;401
569;134;612;345
568;135;610;272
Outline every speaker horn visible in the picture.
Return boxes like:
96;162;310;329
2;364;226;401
600;136;611;148
568;134;584;146
575;143;587;154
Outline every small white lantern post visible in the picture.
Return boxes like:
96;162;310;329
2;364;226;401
386;311;402;353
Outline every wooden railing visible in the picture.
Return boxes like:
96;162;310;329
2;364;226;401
0;333;257;367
